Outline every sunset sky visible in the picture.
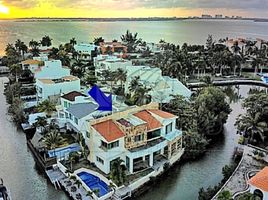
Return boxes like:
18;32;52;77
0;0;267;19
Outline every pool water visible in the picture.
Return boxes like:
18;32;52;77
48;143;81;159
77;172;110;197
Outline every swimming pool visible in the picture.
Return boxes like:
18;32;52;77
48;143;81;159
77;171;110;197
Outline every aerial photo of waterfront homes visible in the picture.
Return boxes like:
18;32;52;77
0;1;268;200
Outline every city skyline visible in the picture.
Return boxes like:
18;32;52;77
0;0;267;19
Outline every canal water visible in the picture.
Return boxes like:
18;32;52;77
0;77;68;200
0;78;259;200
139;85;253;200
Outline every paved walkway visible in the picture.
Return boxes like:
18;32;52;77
212;145;267;199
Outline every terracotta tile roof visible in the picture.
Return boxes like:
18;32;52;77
133;110;162;131
148;109;177;119
248;167;268;192
22;59;40;65
92;119;125;142
61;91;86;101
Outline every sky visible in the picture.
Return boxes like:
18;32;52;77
0;0;267;19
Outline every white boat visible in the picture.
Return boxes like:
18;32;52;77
0;179;11;200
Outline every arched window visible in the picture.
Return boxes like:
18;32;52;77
253;189;263;200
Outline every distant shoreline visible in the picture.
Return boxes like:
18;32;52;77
0;17;267;23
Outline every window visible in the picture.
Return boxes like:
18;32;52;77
134;134;144;142
147;129;161;140
65;112;69;118
86;131;90;138
69;113;73;120
64;101;68;108
96;156;104;165
166;123;173;134
126;156;130;170
101;140;119;150
108;140;119;149
101;140;108;149
74;117;78;125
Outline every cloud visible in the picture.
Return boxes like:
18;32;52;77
2;0;38;8
54;0;268;10
3;0;268;12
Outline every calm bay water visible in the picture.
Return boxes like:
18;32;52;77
0;20;268;55
0;19;267;200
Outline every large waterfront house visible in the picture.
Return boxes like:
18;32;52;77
35;60;80;102
74;43;98;61
94;54;132;76
248;166;268;200
125;66;192;103
87;103;184;175
99;42;127;55
56;90;130;140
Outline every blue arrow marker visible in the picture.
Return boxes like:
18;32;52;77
88;85;112;111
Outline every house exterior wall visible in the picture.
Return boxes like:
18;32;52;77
36;79;80;102
89;127;125;174
35;60;70;79
116;123;148;149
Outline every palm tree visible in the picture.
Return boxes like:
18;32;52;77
30;47;40;57
86;191;94;199
37;100;56;117
93;37;104;45
49;47;59;59
235;112;267;143
20;44;28;59
76;133;88;159
85;71;98;86
74;179;82;189
70;38;77;46
15;39;24;51
93;189;100;197
128;76;141;95
29;40;40;48
42;130;65;156
9;64;22;82
133;85;151;106
69;152;78;171
33;116;47;133
71;60;85;78
40;35;52;47
109;159;127;186
121;30;141;52
108;182;116;193
15;39;27;58
115;68;127;88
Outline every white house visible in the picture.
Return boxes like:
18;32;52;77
57;91;130;142
125;66;191;103
88;103;183;174
248;166;268;200
35;60;80;103
74;43;98;61
33;55;49;62
94;55;132;76
34;60;70;79
36;75;80;103
21;59;41;72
